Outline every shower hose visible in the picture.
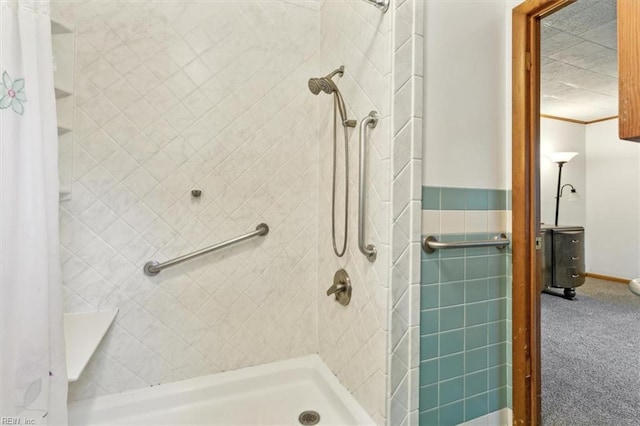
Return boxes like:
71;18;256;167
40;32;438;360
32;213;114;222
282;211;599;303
332;95;349;257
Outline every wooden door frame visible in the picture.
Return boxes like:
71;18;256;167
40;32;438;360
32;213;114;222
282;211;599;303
511;0;575;424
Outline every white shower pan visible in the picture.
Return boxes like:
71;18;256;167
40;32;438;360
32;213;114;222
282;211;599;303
68;355;375;426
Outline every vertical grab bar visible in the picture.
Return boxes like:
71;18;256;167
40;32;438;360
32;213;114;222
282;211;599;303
358;111;378;262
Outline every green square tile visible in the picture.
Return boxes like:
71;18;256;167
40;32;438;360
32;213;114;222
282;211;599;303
466;301;488;326
465;246;489;257
487;320;506;344
440;306;464;332
421;334;438;360
488;299;506;322
488;255;507;277
488;387;508;412
488;365;507;390
420;384;438;411
440;234;466;259
439;353;464;381
488;343;507;367
465;347;488;373
440;329;464;356
465;370;488;397
439;377;464;405
439;401;464;426
421;260;440;284
441;281;465;307
422;186;441;210
488;189;508;210
420;359;438;385
465;324;488;350
465;279;488;303
507;190;513;210
421;310;439;335
465;188;488;210
419;408;438;426
488;277;507;299
507;386;513;409
440;258;464;283
421;285;439;310
441;187;466;210
464;393;489;421
466;256;488;280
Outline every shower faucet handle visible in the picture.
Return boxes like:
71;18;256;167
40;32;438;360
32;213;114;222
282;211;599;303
327;269;352;306
326;282;346;296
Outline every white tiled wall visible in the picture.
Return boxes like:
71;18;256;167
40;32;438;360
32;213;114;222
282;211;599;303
317;1;422;424
317;1;391;423
52;0;422;420
389;1;424;425
51;0;320;401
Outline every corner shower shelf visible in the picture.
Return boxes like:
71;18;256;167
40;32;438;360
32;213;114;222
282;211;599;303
64;310;118;382
57;126;71;136
51;19;72;35
55;87;72;99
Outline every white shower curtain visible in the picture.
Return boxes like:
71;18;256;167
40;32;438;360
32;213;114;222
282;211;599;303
0;0;68;424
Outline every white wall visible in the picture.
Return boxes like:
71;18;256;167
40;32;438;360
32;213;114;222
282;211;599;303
540;118;586;227
585;119;640;279
423;0;508;189
52;1;320;401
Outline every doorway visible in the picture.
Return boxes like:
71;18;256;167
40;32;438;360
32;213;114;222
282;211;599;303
512;0;640;424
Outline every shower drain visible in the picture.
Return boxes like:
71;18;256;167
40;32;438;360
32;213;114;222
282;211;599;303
298;410;321;425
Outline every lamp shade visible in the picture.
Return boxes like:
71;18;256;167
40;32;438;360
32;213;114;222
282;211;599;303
546;151;578;164
566;189;580;201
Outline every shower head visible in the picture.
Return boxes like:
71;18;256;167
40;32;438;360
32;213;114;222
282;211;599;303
308;66;355;128
308;77;338;95
307;66;345;96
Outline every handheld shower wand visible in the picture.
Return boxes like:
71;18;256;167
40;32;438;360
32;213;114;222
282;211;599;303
308;66;355;258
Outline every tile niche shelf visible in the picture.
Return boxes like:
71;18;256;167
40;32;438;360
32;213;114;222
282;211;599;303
51;17;74;201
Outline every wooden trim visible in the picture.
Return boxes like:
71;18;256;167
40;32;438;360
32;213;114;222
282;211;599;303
540;114;619;125
540;114;587;125
586;115;618;125
585;272;631;284
512;1;575;425
618;0;640;142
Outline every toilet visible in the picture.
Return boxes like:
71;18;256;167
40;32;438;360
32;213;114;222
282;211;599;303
630;279;640;297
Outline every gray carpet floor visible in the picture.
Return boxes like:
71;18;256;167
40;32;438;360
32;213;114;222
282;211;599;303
541;278;640;425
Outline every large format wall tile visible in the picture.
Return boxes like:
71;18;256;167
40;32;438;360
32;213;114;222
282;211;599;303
52;0;320;401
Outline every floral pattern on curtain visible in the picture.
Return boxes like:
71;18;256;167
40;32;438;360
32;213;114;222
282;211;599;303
0;0;68;424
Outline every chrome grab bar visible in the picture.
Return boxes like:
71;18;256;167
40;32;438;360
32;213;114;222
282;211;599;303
358;111;378;262
143;223;269;276
423;234;510;254
364;0;390;12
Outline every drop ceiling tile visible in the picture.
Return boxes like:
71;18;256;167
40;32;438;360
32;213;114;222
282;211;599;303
562;90;618;111
545;0;616;36
580;20;617;49
541;0;617;122
548;41;614;71
541;30;584;56
541;98;615;122
591;60;618;79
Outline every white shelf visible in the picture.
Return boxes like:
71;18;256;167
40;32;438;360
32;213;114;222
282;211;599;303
64;310;118;382
55;87;72;99
57;126;71;136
